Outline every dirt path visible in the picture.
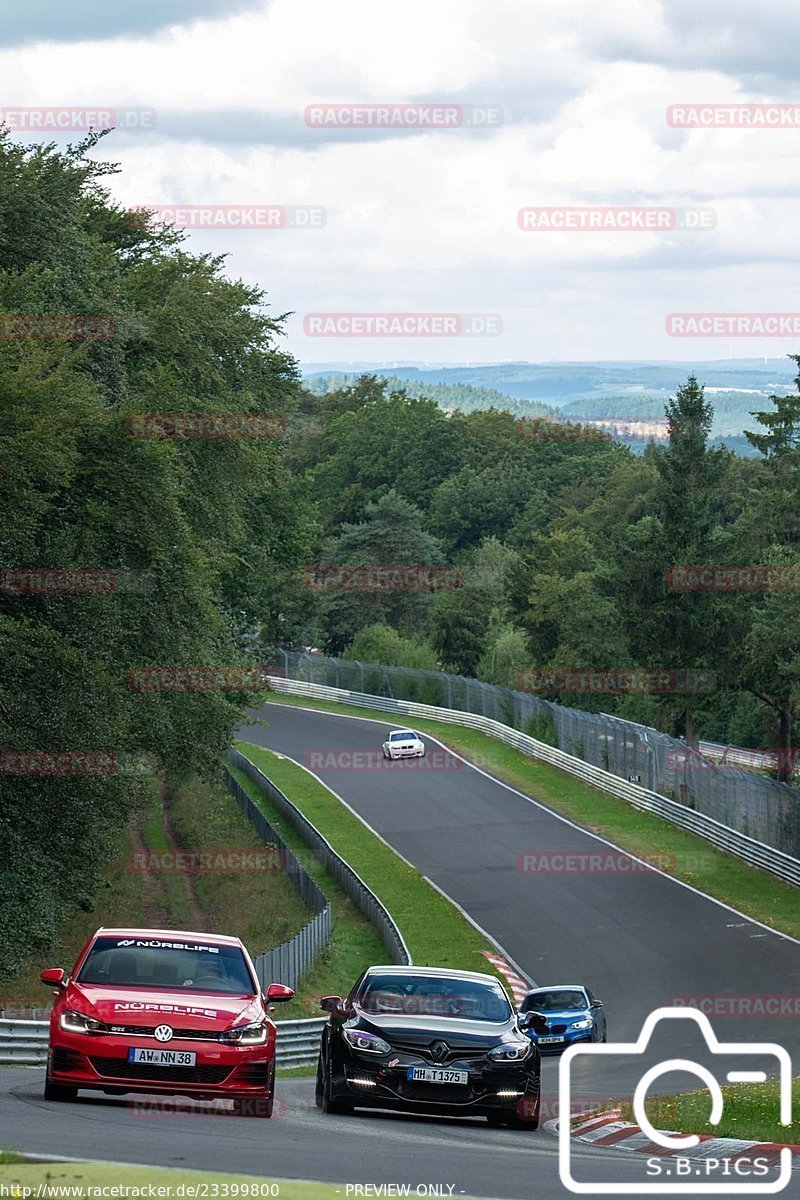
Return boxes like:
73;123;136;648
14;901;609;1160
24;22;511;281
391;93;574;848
159;779;208;931
129;810;169;927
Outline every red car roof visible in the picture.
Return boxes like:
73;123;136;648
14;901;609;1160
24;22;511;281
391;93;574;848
94;927;243;946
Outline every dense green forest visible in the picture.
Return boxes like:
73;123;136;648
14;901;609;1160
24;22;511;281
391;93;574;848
2;133;799;977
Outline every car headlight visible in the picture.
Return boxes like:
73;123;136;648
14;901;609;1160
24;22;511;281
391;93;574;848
343;1028;391;1054
572;1018;593;1030
488;1040;531;1062
220;1021;268;1045
60;1010;107;1035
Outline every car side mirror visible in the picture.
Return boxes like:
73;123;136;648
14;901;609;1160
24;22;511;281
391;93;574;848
520;1010;547;1035
320;994;347;1018
40;968;66;989
266;984;294;1003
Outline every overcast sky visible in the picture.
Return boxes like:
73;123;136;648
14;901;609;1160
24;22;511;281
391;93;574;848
3;0;800;364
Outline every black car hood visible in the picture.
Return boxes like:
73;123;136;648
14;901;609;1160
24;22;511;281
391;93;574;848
353;1010;518;1048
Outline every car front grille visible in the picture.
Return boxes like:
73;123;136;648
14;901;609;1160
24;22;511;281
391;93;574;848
388;1039;486;1065
544;1024;567;1035
107;1024;221;1041
89;1057;232;1084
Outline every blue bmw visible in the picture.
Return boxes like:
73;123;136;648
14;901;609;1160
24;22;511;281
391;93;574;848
519;986;606;1053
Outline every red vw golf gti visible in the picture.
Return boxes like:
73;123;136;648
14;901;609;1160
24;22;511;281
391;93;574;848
41;928;294;1116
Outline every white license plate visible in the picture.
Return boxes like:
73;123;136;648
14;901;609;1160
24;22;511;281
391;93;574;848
407;1066;467;1084
128;1047;196;1066
538;1036;565;1045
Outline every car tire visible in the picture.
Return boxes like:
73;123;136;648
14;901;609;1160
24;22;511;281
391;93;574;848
315;1058;324;1109
43;1077;77;1102
321;1062;353;1115
485;1112;508;1126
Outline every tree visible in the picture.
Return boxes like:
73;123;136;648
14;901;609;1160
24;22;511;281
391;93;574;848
618;377;731;745
342;624;439;670
314;490;447;653
0;130;305;978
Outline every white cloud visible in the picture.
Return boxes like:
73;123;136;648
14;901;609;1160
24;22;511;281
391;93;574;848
3;0;798;360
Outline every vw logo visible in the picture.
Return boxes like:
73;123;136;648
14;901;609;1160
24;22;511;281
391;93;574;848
154;1024;174;1042
431;1040;449;1062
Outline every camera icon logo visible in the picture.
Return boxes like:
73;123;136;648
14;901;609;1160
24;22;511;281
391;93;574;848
558;1007;792;1194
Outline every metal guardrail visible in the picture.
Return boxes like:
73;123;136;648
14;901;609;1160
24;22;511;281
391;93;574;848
263;674;800;889
225;770;331;991
228;748;411;966
273;650;800;861
0;1016;327;1068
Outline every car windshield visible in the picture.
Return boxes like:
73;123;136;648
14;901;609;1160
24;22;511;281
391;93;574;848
390;731;415;742
521;989;587;1013
76;936;256;994
358;974;511;1021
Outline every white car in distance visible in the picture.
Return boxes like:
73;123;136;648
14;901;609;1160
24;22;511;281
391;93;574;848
382;729;426;760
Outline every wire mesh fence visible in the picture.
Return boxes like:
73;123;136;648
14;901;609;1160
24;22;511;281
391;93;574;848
271;649;800;859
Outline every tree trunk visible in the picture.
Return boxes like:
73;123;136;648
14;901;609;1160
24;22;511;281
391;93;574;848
778;707;795;783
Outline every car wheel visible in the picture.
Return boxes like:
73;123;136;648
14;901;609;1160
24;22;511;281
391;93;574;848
315;1058;324;1109
321;1062;353;1115
43;1077;77;1102
485;1112;508;1126
233;1093;273;1118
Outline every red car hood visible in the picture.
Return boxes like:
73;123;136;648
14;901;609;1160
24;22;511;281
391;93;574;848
65;984;263;1031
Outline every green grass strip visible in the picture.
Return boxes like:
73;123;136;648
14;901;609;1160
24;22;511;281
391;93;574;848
244;693;800;940
234;742;496;978
620;1077;800;1143
227;763;388;1023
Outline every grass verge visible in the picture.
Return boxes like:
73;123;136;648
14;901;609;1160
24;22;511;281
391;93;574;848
0;1160;346;1198
228;763;389;1023
1;774;312;1006
234;742;497;982
619;1077;800;1143
244;693;800;940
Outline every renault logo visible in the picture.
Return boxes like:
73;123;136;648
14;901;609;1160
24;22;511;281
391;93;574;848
431;1040;449;1062
154;1024;174;1042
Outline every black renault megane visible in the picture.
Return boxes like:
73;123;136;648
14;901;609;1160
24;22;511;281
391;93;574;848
315;965;543;1127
